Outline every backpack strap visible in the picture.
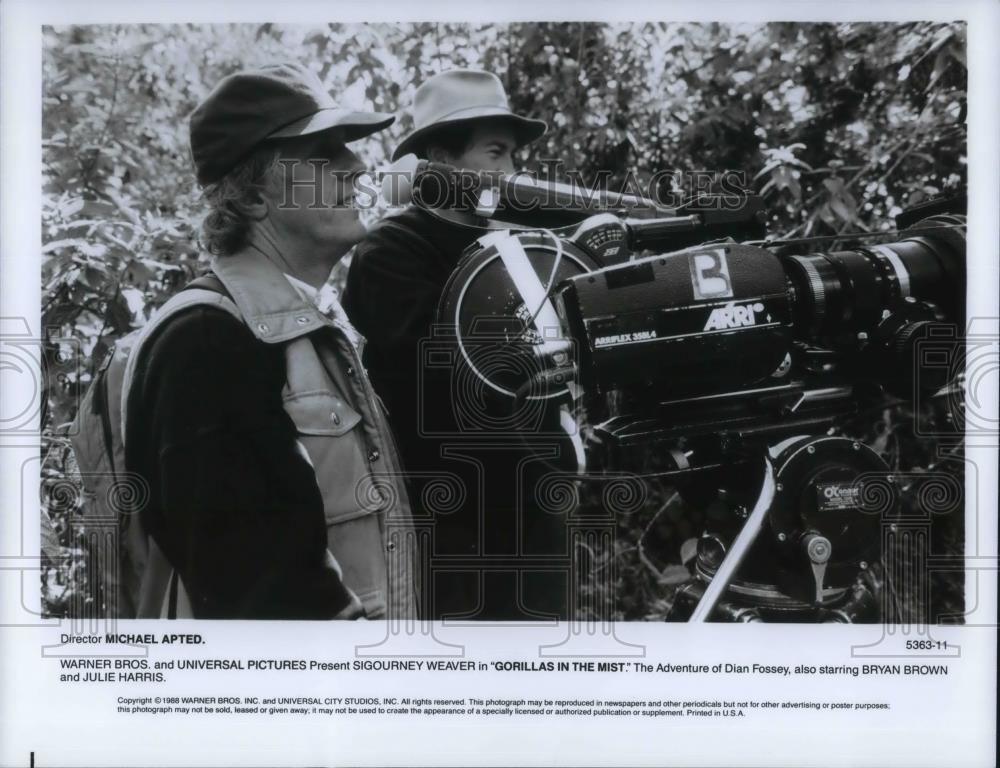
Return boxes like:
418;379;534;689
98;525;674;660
93;349;120;479
185;272;228;296
119;275;242;449
126;272;239;620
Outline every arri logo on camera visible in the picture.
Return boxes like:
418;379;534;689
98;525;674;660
702;302;767;331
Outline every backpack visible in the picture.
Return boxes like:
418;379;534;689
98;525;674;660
69;274;241;619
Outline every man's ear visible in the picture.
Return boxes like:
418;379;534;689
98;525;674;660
232;187;270;221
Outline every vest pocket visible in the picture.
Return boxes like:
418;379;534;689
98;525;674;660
283;388;389;616
283;388;378;523
283;390;361;436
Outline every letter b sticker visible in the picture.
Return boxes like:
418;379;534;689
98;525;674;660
689;249;733;300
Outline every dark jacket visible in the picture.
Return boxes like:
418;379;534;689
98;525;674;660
125;242;420;620
344;206;574;620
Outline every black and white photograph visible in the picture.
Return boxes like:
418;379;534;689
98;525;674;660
1;2;996;767
37;20;972;624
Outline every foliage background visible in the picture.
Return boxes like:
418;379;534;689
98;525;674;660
40;22;967;618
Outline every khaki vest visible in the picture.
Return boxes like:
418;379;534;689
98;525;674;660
124;246;421;619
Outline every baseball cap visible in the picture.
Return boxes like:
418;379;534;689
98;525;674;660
190;62;394;186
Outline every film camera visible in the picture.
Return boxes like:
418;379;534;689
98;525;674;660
407;160;966;622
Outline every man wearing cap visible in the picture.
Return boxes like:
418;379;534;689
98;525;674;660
124;63;420;620
344;70;572;621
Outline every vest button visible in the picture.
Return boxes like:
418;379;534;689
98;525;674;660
346;365;355;376
367;448;380;462
386;541;396;552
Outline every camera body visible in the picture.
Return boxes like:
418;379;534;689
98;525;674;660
557;242;793;399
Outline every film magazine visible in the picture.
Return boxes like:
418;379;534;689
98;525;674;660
1;1;997;766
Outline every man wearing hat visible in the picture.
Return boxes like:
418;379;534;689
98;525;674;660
123;62;420;620
344;69;573;621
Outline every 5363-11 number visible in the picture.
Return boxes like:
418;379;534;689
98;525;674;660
905;640;949;650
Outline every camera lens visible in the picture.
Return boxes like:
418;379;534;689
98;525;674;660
781;215;965;340
782;250;887;335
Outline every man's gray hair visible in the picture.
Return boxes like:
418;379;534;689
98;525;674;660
200;144;282;256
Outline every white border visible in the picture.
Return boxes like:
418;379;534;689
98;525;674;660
2;2;997;766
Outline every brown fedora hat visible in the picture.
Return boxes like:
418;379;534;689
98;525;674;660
392;69;547;161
